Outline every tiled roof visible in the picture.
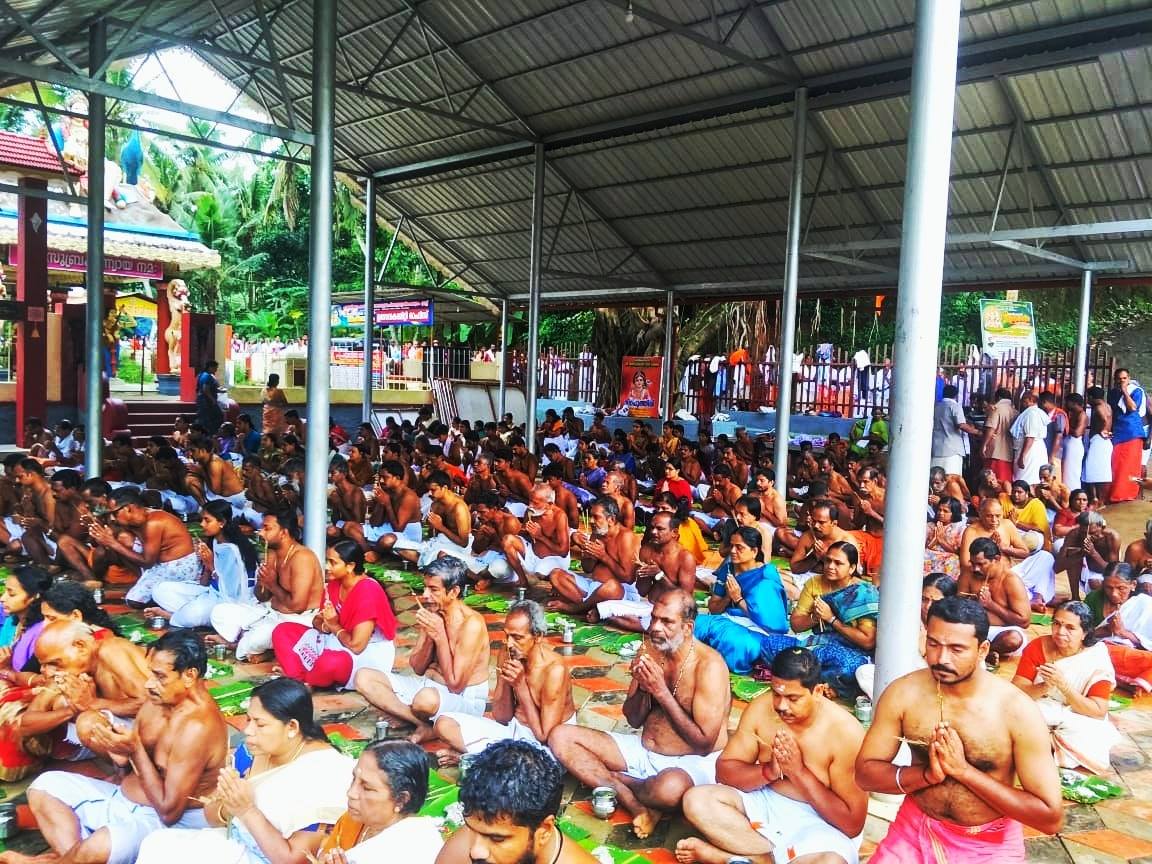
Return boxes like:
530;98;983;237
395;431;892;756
0;130;80;176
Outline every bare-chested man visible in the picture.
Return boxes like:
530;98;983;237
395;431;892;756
959;537;1031;657
602;471;637;531
54;480;139;585
595;512;697;633
1056;510;1122;600
463;493;522;590
1124;518;1152;576
548;497;638;615
86;488;198;607
752;467;788;530
185;435;246;511
463;453;499;505
208;511;323;659
352;460;423;561
676;647;867;864
542;463;581;527
502;484;570;586
8;629;228;864
494;447;534;517
510;438;539;486
856;597;1063;862
0;459;56;561
356;556;490;743
549;590;731;839
789;500;851;576
433;600;575;764
391;470;473;568
960;497;1055;609
1085;387;1113;505
693;465;741;537
327;455;367;542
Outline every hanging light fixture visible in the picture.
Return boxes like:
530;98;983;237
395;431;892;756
625;1;634;24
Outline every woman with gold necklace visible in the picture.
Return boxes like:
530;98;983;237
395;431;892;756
138;677;352;864
319;741;443;863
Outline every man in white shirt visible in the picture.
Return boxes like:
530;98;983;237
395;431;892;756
1011;391;1050;485
50;419;81;466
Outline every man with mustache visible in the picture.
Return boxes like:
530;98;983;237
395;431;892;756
547;497;637;615
549;590;731;839
959;537;1032;658
675;648;867;864
856;596;1062;862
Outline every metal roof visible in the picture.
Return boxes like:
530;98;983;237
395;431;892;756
1;0;1150;305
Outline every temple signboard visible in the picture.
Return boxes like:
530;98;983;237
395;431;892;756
8;247;164;280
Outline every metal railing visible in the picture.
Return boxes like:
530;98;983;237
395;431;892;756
680;344;1114;418
504;350;601;404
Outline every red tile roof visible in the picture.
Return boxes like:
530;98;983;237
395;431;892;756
0;130;81;175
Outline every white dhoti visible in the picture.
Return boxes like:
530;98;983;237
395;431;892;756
987;625;1028;656
382;672;487;721
126;551;201;605
606;731;719;785
931;454;963;476
439;712;577;754
392;533;474;569
513;540;570;578
1062;436;1085;490
365;521;422;544
1083;434;1114;483
210;600;317;660
596;598;653;629
1012;551;1056;604
151;582;219;628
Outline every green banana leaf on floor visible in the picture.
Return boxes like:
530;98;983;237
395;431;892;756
731;674;773;702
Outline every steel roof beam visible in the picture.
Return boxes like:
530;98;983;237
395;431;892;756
989;240;1126;271
0;52;314;145
803;220;1152;254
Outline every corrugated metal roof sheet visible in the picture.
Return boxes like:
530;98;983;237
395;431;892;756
3;0;1150;302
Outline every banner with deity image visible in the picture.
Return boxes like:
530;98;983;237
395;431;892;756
616;355;663;418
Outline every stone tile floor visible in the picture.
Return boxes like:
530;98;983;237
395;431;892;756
5;513;1152;861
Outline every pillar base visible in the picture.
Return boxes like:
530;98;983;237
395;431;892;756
156;373;181;397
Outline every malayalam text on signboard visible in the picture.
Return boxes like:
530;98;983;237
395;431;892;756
331;299;434;327
979;298;1037;360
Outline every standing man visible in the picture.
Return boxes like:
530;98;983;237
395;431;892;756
549;590;731;839
17;629;229;864
982;387;1019;488
433;600;575;762
675;648;867;864
1011;391;1050;486
932;384;979;477
356;557;491;744
1109;368;1147;503
856;597;1062;861
209;511;323;659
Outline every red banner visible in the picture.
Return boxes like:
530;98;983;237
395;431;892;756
617;356;662;418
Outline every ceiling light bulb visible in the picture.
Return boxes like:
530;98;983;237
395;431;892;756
625;1;634;24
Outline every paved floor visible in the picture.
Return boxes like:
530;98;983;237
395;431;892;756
2;502;1152;862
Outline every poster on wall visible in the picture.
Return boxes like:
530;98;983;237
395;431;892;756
616;355;662;418
979;298;1037;360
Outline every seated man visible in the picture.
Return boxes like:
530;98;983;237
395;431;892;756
543;463;583;525
961;498;1054;611
435;740;598;864
501;484;570;587
104;434;149;485
356;556;490;744
548;497;638;615
327;455;367;542
185;434;250;520
855;597;1063;861
15;630;229;864
549;590;731;839
462;453;499;505
390;470;473;569
959;537;1032;657
789;499;851;580
462;492;522;590
693;465;742;536
87;488;200;607
1056;511;1122;601
677;647;867;864
55;479;140;585
12;620;150;753
494;447;535;518
348;459;423;561
147;447;201;516
433;600;575;763
1;459;56;563
595;511;696;632
209;511;324;659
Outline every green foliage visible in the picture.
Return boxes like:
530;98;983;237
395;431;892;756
540;310;594;346
116;353;154;384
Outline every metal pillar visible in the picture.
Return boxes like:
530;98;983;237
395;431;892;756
361;176;377;422
874;0;963;697
661;289;676;419
498;299;509;419
772;88;806;480
302;0;336;559
84;20;106;478
1073;269;1093;393
525;144;545;451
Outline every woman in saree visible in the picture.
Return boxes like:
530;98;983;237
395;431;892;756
1087;562;1152;693
137;677;353;864
693;526;789;674
923;495;965;577
146;500;259;628
261;373;289;437
1001;480;1052;552
0;566;52;681
271;541;396;689
1012;600;1121;773
786;540;879;695
318;741;443;864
